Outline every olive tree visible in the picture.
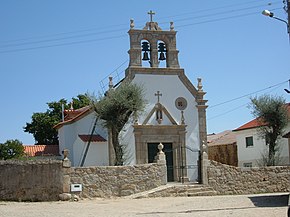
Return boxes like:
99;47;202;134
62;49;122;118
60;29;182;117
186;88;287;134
249;95;288;166
91;82;146;165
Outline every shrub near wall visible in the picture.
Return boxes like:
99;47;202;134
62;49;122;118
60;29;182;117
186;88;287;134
208;160;290;195
0;160;63;201
70;163;166;198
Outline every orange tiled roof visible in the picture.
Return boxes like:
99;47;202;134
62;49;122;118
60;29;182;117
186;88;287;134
54;106;93;129
78;134;107;142
24;145;60;157
234;103;290;131
207;130;236;146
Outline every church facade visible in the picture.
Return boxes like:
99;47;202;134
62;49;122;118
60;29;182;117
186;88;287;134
56;13;208;183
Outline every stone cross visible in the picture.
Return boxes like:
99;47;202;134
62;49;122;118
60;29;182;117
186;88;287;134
155;91;162;103
148;10;155;22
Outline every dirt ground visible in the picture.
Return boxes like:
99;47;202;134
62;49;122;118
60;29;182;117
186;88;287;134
0;193;288;217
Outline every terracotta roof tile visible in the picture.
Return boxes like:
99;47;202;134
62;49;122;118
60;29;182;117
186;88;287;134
234;103;290;131
233;118;266;131
54;106;93;129
78;134;107;142
24;145;60;157
207;130;236;146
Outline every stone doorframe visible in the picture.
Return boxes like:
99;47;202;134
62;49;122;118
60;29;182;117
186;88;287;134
133;124;188;182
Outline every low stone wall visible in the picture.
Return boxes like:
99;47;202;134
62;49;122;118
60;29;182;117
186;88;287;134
0;160;63;201
69;163;166;198
208;160;290;195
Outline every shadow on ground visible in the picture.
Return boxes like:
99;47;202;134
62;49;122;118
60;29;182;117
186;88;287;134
249;194;289;207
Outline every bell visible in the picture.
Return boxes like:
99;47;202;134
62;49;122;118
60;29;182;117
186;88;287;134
159;52;166;60
142;51;149;61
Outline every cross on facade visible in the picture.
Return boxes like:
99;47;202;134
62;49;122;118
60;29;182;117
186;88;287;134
148;10;155;22
155;91;162;103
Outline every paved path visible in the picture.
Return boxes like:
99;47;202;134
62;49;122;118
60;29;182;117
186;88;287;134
0;193;288;217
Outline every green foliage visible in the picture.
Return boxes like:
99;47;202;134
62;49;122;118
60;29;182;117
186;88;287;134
0;139;24;160
92;82;146;165
24;94;91;145
249;94;288;166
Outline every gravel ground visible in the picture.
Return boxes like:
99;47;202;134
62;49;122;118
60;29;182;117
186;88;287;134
0;193;288;217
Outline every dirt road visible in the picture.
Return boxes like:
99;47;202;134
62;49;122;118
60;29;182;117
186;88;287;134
0;193;288;217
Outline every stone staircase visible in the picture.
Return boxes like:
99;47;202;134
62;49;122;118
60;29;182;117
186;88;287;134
126;183;217;199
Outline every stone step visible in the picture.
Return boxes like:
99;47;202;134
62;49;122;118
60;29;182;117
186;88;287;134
125;183;217;199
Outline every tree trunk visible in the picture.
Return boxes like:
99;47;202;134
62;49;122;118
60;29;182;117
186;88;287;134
111;127;123;166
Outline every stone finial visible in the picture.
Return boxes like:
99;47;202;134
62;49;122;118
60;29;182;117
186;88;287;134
158;143;164;153
63;149;69;159
62;149;71;168
197;78;203;91
170;21;174;31
156;143;166;165
130;19;134;29
109;76;114;89
181;111;185;125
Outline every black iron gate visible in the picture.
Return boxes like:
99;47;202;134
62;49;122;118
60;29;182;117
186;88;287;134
148;143;200;183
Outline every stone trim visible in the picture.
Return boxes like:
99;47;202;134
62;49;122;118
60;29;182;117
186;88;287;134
133;124;187;182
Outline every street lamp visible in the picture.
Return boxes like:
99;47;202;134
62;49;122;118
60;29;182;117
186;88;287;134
262;10;289;34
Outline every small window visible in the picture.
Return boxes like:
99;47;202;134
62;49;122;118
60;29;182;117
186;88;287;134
245;136;253;147
243;162;252;167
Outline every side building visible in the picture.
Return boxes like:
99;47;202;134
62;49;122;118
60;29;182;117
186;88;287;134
234;103;290;167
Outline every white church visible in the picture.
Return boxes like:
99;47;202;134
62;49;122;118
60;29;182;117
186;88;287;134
55;12;208;183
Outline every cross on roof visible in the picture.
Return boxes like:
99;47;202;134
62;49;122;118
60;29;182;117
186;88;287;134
155;91;162;103
148;10;155;22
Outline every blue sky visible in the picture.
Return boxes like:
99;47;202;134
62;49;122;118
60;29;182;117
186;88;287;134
0;0;289;144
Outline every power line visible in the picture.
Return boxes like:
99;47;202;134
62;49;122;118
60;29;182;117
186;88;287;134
208;103;248;120
209;79;289;109
158;0;279;20
0;28;128;49
165;2;280;24
0;1;281;51
0;34;127;54
0;9;279;54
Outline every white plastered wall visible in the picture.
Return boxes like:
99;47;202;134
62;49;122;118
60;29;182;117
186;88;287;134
120;74;200;181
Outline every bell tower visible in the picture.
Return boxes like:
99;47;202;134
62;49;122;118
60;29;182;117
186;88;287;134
127;11;180;69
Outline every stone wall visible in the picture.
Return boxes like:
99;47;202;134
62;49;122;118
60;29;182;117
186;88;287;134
208;144;237;166
69;163;167;198
208;160;290;195
0;160;63;201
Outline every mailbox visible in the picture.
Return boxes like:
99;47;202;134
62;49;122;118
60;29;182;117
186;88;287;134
71;184;82;192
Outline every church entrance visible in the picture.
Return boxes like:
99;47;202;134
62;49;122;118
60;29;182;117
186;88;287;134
147;143;174;182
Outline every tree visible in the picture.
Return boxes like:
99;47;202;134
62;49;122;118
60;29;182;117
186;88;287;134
249;95;288;166
91;82;146;165
0;139;24;160
24;94;91;145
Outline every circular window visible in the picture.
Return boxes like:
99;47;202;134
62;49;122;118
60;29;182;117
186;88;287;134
175;97;187;110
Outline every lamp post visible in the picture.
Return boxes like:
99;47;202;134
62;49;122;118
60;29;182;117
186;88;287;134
261;9;289;42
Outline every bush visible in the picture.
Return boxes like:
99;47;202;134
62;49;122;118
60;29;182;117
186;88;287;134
0;139;24;160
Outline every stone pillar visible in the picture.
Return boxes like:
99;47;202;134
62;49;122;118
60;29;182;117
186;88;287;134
59;149;74;201
62;149;71;194
150;40;159;68
196;78;208;184
202;143;209;185
156;143;167;184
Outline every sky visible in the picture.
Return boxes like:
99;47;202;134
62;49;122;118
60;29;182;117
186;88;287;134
0;0;289;145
